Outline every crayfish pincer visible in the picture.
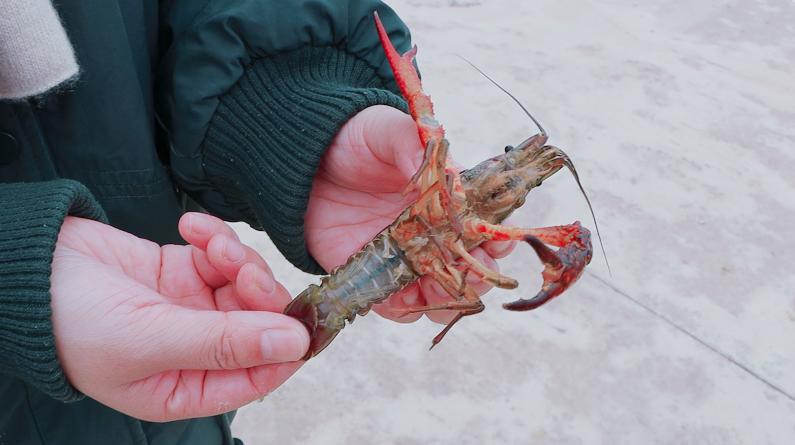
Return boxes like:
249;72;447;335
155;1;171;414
283;11;599;360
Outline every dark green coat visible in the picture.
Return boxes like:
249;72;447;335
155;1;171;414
0;0;410;443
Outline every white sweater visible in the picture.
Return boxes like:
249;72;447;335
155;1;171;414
0;0;78;99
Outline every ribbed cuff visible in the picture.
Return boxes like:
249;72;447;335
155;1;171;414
203;46;408;274
0;180;107;402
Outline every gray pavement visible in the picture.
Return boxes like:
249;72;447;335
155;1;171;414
231;0;795;443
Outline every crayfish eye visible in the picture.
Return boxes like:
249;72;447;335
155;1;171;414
488;186;506;201
504;145;514;153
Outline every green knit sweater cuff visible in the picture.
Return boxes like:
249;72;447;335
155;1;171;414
0;180;107;402
202;46;409;275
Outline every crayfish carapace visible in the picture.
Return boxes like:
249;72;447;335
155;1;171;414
284;11;599;360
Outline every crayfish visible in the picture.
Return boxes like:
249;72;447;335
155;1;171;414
284;11;598;360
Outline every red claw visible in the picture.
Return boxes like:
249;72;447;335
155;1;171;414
373;11;445;146
503;222;592;311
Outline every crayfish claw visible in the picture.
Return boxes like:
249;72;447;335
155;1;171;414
523;234;562;269
503;224;593;312
502;286;555;311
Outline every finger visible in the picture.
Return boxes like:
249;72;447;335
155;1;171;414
186;245;228;290
135;306;309;375
119;362;304;422
419;248;499;325
225;263;293;312
180;214;247;287
178;212;240;251
418;277;460;325
202;233;275;288
463;246;499;297
200;362;303;415
372;283;423;323
360;105;425;182
481;239;517;259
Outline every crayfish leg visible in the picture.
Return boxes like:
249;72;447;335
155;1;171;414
392;298;484;316
416;257;467;303
450;241;518;289
390;260;482;318
441;171;464;239
406;140;465;242
392;282;485;349
410;170;443;219
430;304;485;349
473;221;589;249
402;140;435;198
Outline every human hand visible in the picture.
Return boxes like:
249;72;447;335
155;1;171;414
50;213;309;422
304;105;516;325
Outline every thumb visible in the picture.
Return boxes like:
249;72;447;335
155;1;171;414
139;306;309;374
361;105;425;181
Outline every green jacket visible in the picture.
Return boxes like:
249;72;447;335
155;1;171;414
0;0;410;443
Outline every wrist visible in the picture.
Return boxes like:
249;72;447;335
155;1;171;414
202;46;408;274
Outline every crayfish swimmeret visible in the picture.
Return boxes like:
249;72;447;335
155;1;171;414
284;11;597;360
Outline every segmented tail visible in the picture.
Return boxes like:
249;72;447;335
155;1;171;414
284;287;342;361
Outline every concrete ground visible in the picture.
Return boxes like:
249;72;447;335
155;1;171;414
230;0;795;443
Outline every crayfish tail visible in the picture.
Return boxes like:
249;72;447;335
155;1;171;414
283;289;341;360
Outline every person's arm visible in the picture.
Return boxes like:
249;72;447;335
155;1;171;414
0;180;107;402
158;0;411;274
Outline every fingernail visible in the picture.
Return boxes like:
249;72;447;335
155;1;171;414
253;267;277;294
222;238;246;263
189;213;212;235
489;241;512;257
401;290;419;306
430;280;446;296
261;329;307;362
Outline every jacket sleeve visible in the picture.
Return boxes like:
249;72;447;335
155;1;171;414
0;180;107;402
156;0;412;275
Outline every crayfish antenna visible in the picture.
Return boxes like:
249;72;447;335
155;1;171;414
561;157;611;277
454;54;546;137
